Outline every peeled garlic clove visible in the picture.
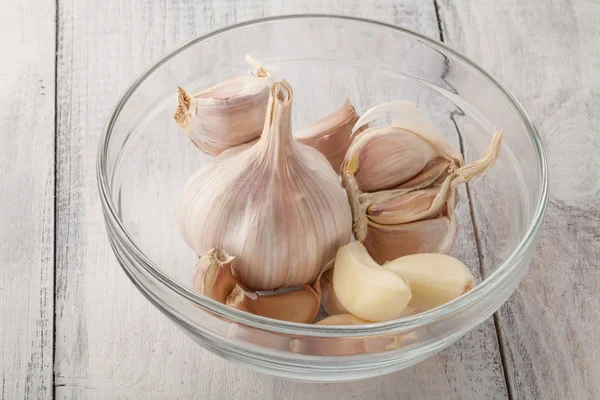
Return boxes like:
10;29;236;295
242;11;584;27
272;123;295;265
177;80;352;291
192;248;238;304
316;314;368;325
174;55;273;156
319;269;350;316
333;241;412;322
295;99;359;173
384;253;475;311
319;266;418;319
343;126;445;192
226;284;320;324
365;176;453;225
363;214;456;265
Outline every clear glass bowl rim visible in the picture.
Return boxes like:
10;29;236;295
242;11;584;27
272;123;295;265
97;14;548;338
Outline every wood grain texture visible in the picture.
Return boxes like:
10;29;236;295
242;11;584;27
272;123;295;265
438;0;600;398
0;0;56;399
54;1;509;399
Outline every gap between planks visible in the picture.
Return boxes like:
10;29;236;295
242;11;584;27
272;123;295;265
52;0;60;399
433;2;513;399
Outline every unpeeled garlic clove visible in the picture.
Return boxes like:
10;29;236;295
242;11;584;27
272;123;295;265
174;55;273;156
363;199;458;265
177;80;352;291
319;269;350;316
352;100;463;163
364;176;453;225
332;241;412;322
226;284;320;324
343;100;464;193
295;99;360;173
192;248;237;303
343;126;445;192
384;253;475;311
316;314;368;325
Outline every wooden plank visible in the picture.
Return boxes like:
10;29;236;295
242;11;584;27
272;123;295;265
437;0;600;398
0;1;56;399
54;1;508;398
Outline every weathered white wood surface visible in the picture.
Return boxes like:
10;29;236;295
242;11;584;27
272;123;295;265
0;0;56;399
438;0;600;398
1;0;596;399
53;1;508;399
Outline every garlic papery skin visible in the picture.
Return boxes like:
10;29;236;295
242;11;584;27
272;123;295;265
363;212;458;264
192;248;238;303
226;284;320;324
295;99;360;173
364;176;453;225
384;253;475;311
319;269;350;316
174;55;273;156
177;80;352;291
361;188;459;264
332;241;412;322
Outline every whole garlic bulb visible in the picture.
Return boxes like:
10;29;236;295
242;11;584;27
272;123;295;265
177;80;352;291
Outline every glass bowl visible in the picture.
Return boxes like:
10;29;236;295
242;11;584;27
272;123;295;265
97;15;548;382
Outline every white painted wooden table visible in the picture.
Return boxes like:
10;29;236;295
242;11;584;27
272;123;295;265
1;1;598;399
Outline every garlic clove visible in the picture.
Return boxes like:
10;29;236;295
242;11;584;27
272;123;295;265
365;176;453;225
174;55;273;156
319;269;350;316
384;253;475;311
226;284;320;324
295;99;360;173
320;267;418;318
393;158;451;190
316;314;368;325
363;214;457;265
332;241;412;322
352;100;463;163
177;79;352;291
343;126;444;192
192;248;238;304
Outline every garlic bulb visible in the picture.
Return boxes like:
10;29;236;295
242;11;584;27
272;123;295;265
333;241;412;322
342;101;502;263
295;99;360;173
174;55;273;156
178;80;352;291
384;253;475;311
